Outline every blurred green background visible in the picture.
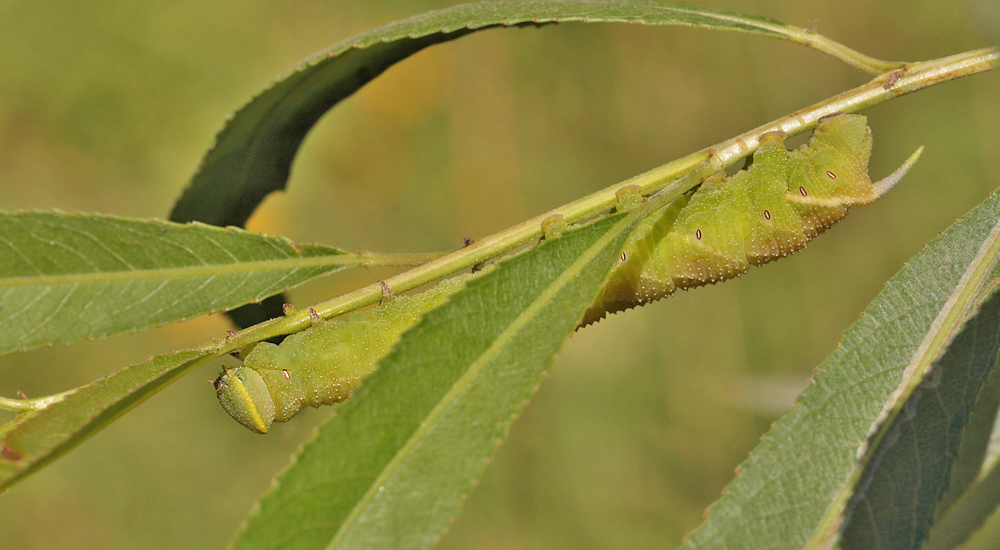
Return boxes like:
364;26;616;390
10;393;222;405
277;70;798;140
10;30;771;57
1;1;998;548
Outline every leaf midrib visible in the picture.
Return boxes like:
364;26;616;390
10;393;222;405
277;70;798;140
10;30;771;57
326;212;635;548
0;255;350;287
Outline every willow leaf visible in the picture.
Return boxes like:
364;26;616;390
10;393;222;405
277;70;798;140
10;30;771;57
933;346;1000;517
0;211;349;354
681;188;1000;549
170;0;894;230
924;442;1000;549
0;350;208;491
230;210;636;550
840;286;1000;548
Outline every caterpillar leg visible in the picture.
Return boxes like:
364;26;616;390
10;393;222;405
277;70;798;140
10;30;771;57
614;185;644;212
541;214;571;240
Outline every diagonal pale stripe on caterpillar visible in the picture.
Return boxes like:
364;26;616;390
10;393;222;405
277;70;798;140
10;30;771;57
582;113;921;326
216;114;921;432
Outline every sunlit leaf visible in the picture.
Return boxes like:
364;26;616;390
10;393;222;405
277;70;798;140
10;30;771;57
171;0;887;229
0;211;349;354
230;211;637;550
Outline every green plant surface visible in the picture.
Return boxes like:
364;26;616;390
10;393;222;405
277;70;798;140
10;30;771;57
837;224;1000;548
0;1;998;549
171;0;897;231
233;211;636;550
171;0;916;332
0;350;207;492
925;444;1000;549
922;352;1000;549
680;189;1000;548
162;0;994;337
935;337;1000;517
0;211;359;354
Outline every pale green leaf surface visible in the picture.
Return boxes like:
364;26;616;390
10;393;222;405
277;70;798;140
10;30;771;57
0;349;207;491
0;211;348;354
229;211;636;550
839;286;1000;549
681;189;1000;549
170;0;828;229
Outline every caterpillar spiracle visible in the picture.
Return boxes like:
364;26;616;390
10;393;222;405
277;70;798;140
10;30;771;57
581;114;921;326
215;272;481;433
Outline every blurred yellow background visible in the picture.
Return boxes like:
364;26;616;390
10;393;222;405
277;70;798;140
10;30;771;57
1;1;998;548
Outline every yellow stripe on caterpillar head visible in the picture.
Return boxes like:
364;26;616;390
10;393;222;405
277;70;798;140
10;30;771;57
215;272;481;433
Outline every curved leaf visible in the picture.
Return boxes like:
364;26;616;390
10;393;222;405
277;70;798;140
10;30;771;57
0;211;349;354
170;0;899;330
924;442;1000;549
170;0;885;229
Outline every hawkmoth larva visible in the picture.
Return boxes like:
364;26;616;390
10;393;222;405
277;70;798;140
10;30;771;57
217;114;920;432
215;271;483;433
582;114;922;326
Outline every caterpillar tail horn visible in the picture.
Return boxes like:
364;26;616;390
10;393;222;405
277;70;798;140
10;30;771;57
873;146;923;198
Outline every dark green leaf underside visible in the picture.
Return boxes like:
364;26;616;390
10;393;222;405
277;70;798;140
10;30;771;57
170;0;791;228
840;287;1000;549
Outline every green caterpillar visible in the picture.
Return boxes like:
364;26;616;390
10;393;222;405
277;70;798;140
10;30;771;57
215;272;480;433
217;114;919;432
581;113;920;325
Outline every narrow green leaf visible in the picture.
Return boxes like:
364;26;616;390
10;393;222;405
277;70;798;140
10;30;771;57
0;211;349;354
839;287;1000;548
680;188;1000;549
963;502;1000;550
170;0;891;230
989;415;1000;470
935;349;1000;514
922;366;1000;550
0;349;208;491
229;210;636;550
924;443;1000;549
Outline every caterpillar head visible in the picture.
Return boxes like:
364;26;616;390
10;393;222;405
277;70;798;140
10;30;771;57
214;366;276;434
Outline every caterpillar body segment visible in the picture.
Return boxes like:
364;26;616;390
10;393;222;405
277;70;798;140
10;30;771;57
216;114;921;431
215;272;479;433
582;114;915;326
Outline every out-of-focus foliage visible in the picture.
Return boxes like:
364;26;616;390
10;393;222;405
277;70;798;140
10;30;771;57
0;1;997;549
